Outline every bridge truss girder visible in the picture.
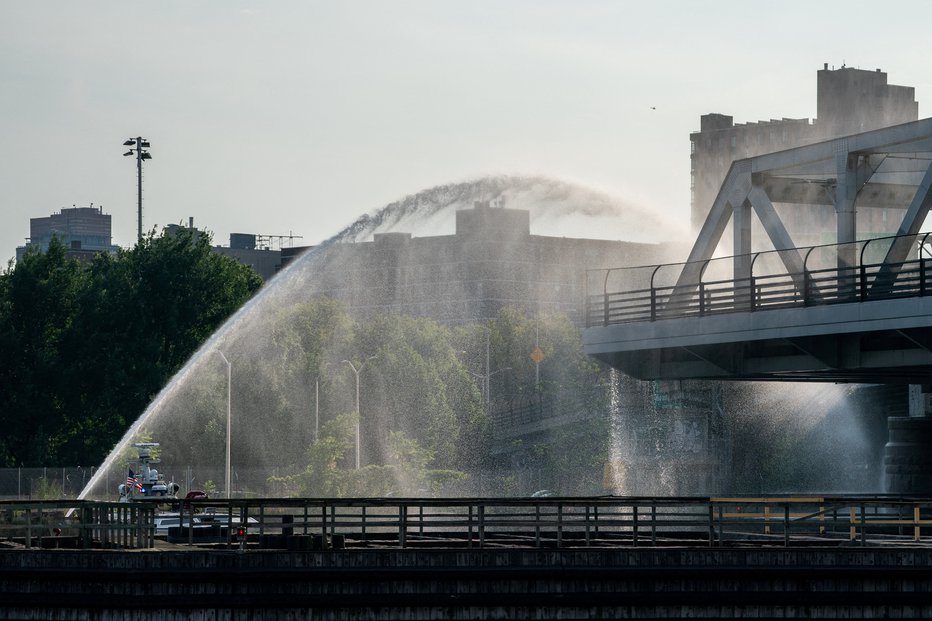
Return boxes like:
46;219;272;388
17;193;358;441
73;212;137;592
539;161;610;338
676;118;932;297
584;119;932;384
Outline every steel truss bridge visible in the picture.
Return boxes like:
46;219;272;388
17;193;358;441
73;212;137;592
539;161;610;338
584;118;932;383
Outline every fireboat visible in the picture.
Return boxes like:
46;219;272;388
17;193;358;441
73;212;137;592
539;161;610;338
117;442;254;539
117;443;180;501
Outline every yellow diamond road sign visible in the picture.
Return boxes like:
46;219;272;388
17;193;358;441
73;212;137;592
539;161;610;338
529;346;545;364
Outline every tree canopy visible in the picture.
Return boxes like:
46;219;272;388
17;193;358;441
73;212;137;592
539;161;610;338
233;301;611;497
0;230;262;466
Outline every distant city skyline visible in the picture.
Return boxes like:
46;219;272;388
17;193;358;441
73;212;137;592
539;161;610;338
2;1;930;263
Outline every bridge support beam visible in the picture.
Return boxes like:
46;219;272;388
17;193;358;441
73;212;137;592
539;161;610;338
675;161;751;296
675;120;932;304
834;143;865;249
875;164;932;287
747;185;806;293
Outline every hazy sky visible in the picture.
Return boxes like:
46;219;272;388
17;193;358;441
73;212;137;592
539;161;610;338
1;1;929;263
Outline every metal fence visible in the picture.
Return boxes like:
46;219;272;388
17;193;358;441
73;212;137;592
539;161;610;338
4;495;932;550
0;467;99;500
0;500;155;549
587;232;932;327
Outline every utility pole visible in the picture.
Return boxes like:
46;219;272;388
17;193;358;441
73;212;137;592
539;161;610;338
123;137;152;242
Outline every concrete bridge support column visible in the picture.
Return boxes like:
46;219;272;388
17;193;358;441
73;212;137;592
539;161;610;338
907;384;932;417
884;384;932;493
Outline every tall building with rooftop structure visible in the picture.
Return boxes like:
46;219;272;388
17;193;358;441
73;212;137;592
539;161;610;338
690;64;919;238
16;205;121;262
213;232;299;281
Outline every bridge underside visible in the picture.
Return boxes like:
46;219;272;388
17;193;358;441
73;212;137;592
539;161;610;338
585;296;932;383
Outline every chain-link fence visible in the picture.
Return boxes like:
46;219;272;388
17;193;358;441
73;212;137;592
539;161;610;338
0;464;594;500
0;467;100;499
0;466;349;500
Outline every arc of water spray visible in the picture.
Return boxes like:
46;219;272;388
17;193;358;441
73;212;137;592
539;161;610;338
77;232;346;500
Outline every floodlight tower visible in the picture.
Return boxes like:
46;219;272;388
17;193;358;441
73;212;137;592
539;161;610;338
123;137;152;243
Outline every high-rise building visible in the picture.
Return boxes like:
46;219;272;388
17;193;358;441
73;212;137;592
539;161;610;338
690;65;919;236
816;64;918;136
16;205;121;262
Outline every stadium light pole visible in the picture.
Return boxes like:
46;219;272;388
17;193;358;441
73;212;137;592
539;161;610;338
122;137;152;243
343;355;378;469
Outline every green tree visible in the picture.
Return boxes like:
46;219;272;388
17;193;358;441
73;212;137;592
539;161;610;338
271;415;465;498
266;298;356;451
351;314;486;470
0;229;262;467
470;306;611;494
271;412;357;497
0;238;87;465
382;430;466;496
59;228;261;465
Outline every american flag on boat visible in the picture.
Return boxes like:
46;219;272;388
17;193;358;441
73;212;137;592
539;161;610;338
127;469;142;490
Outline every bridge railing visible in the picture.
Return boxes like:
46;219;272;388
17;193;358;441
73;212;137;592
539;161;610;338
0;500;156;549
587;232;932;327
4;496;932;549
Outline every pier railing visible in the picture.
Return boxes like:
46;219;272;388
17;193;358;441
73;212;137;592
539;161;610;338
6;496;932;550
0;500;155;549
586;232;932;327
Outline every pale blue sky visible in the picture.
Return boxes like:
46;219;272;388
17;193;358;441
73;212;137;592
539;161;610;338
1;1;929;262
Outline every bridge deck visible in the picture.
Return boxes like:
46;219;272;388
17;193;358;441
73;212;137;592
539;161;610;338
584;233;932;382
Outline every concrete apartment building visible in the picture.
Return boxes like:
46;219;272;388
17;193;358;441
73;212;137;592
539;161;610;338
16;205;120;262
690;64;919;243
299;202;676;326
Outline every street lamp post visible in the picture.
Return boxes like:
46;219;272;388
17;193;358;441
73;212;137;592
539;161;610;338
122;137;152;243
343;355;378;469
465;326;510;421
215;349;232;499
314;362;331;441
314;374;321;440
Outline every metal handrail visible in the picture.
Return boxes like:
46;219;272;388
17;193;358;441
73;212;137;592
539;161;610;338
587;232;932;327
5;495;931;550
0;500;156;549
